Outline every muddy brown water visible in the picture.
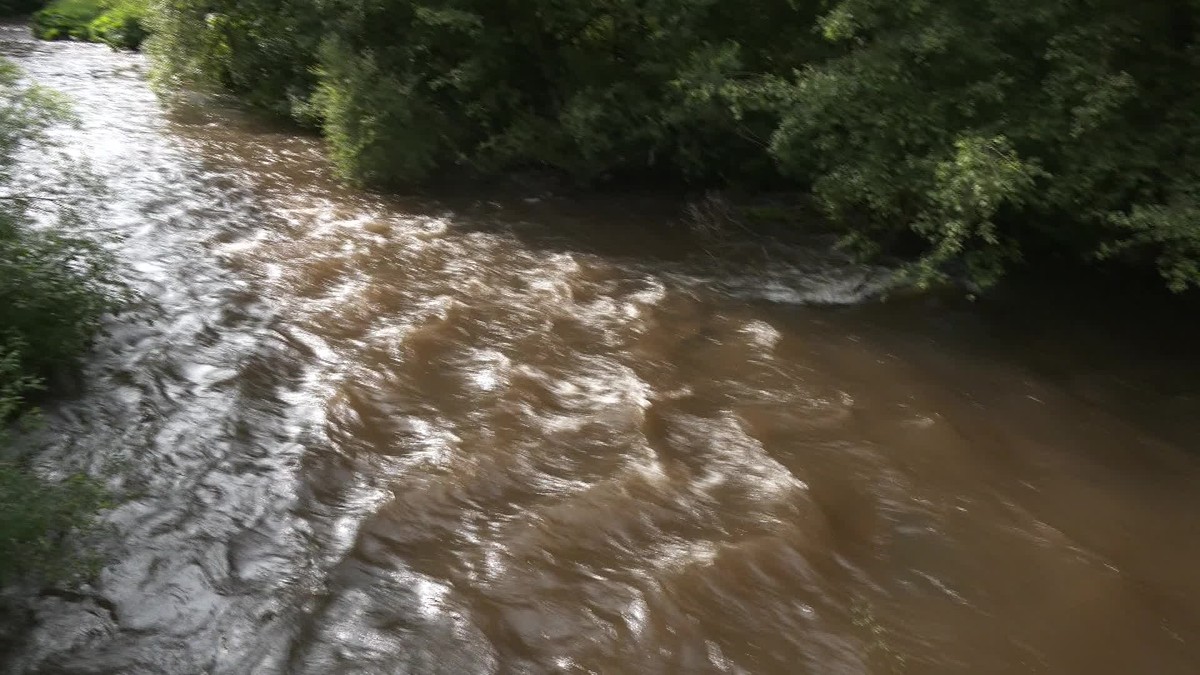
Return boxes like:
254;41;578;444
3;25;1200;675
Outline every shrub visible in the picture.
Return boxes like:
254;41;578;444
33;0;148;50
31;0;103;41
0;458;111;583
145;0;1200;292
0;59;117;584
88;0;148;50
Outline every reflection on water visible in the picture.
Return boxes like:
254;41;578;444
3;24;1200;675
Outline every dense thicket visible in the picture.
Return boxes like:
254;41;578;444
146;0;1200;290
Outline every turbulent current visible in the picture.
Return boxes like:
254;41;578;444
3;25;1200;675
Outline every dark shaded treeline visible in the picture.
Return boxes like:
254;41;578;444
144;0;1200;291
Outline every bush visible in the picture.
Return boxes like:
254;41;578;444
0;213;117;378
0;460;111;583
88;0;148;50
31;0;103;41
309;39;448;185
1;331;112;587
145;0;320;116
0;59;117;584
146;1;1200;293
759;0;1200;291
33;0;148;50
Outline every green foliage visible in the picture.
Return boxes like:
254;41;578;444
309;39;447;185
88;0;148;50
147;0;815;182
33;0;149;50
908;136;1042;288
0;340;42;424
763;0;1200;290
0;212;118;378
0;461;110;584
0;60;69;167
145;0;320;116
0;62;117;380
32;0;103;41
0;59;116;585
1103;193;1200;293
2;341;109;586
145;0;1200;292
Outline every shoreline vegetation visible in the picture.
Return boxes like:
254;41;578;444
0;55;117;587
13;0;1200;296
31;0;146;50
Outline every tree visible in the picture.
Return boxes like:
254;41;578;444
142;0;1200;291
763;0;1200;289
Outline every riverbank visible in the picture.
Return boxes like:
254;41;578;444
4;24;1200;675
142;0;1200;295
16;0;1199;297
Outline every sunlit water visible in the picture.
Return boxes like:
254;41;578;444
3;26;1200;674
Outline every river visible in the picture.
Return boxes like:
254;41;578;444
3;24;1200;675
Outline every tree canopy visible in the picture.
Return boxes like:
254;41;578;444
136;0;1200;290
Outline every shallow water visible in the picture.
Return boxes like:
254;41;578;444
3;25;1200;674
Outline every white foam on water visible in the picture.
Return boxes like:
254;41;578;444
682;413;809;499
740;319;783;351
651;539;721;572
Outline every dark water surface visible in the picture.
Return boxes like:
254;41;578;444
4;26;1200;675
